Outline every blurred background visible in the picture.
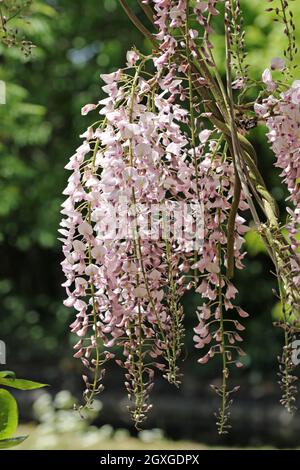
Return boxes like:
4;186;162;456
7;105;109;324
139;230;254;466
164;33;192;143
1;0;300;449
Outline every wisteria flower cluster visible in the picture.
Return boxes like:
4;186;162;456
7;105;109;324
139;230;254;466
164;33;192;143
60;0;300;433
259;80;300;300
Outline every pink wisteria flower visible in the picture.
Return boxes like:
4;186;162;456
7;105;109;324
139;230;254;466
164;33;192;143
262;68;277;92
256;81;300;308
60;0;300;431
81;103;98;116
271;57;286;71
61;0;249;430
126;50;140;67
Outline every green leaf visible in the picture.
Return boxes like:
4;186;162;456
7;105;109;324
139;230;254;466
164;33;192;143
244;229;267;256
18;103;46;117
0;378;48;390
0;389;18;440
32;3;56;16
0;436;28;449
272;301;298;324
0;371;16;379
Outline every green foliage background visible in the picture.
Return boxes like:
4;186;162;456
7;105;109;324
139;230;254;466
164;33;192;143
0;0;300;384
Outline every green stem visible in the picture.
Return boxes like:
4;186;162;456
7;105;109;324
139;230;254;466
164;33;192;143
185;0;200;200
224;3;261;226
85;139;100;407
226;170;241;279
217;209;228;435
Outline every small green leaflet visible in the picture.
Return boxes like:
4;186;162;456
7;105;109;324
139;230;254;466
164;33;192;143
0;436;28;449
0;377;48;390
0;371;16;379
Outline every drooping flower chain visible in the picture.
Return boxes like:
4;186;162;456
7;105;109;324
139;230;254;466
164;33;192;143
60;0;300;431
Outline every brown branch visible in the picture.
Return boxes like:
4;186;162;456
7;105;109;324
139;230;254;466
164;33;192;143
118;0;158;47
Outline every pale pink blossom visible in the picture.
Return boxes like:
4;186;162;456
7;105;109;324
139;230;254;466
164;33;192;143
81;103;98;116
262;68;277;92
271;57;286;71
126;50;140;67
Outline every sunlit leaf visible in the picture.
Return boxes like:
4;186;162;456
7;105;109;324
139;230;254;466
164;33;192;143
0;378;48;390
0;389;18;440
0;371;16;379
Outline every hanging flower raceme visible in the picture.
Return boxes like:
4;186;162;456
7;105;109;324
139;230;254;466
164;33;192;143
60;53;205;424
192;151;249;433
255;72;300;412
60;0;250;432
60;0;300;433
256;78;300;312
265;82;300;230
